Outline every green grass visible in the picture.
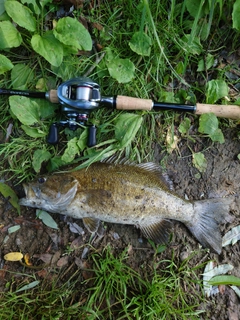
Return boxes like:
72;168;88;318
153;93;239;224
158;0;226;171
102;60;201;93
0;0;239;318
0;245;206;320
0;0;239;180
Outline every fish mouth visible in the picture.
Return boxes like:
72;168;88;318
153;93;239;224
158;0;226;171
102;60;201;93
19;183;40;206
18;183;30;206
22;183;29;198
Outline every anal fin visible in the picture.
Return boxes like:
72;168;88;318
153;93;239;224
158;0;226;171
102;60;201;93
139;219;172;244
82;217;100;233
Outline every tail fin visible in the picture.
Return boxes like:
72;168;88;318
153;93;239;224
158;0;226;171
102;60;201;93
186;198;233;254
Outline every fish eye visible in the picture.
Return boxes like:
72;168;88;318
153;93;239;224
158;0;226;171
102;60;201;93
38;177;46;184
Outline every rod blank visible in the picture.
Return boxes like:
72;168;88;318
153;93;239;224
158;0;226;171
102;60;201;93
0;88;46;99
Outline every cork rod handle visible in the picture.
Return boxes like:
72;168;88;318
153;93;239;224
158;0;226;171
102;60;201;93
196;103;240;120
116;95;153;110
48;90;59;103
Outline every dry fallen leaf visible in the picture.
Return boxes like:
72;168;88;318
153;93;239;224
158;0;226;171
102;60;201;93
57;256;69;268
222;225;240;247
166;127;179;154
33;253;53;264
203;262;234;297
70;236;83;250
4;252;23;261
68;222;84;235
24;253;33;266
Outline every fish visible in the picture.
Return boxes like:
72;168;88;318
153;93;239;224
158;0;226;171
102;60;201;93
19;161;233;254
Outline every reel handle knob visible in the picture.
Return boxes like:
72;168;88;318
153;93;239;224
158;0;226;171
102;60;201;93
88;125;97;147
47;123;59;145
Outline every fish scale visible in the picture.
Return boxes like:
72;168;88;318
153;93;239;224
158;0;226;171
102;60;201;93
19;161;234;254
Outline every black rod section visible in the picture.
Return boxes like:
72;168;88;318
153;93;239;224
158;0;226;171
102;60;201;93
153;101;196;113
0;88;46;99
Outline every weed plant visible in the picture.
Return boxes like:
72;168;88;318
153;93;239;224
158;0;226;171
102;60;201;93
0;245;206;320
0;0;239;318
0;0;239;180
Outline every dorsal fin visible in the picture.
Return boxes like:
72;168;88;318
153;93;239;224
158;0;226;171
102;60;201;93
101;157;174;191
135;163;174;191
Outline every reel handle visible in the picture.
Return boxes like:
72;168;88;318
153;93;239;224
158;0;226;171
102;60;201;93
47;122;97;147
88;125;97;147
47;123;59;145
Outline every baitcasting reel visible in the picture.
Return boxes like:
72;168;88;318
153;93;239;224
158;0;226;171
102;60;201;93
47;78;103;146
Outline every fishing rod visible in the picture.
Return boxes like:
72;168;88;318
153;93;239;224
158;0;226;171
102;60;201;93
2;77;240;146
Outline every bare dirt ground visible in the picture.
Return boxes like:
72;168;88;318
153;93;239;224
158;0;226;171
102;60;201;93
0;125;240;319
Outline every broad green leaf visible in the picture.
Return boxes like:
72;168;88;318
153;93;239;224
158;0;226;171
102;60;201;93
4;252;23;261
198;113;219;135
206;79;228;104
36;99;59;119
62;43;79;56
198;113;224;143
0;0;5;15
115;113;142;148
11;64;34;89
15;280;40;293
51;56;82;80
32;149;51;173
39;0;52;7
21;0;40;14
9;96;40;125
129;31;152;56
209;128;224;143
107;58;135;83
0;54;13;74
77;128;88;151
0;182;20;214
31;32;63;67
36;209;59;230
209;275;240;286
232;0;240;31
0;21;22;49
192;152;207;172
47;156;66;172
53;17;92;51
21;125;47;138
61;137;79;163
182;34;202;55
175;61;185;75
35;78;47;91
185;0;209;18
179;117;191;134
5;0;36;32
197;53;215;72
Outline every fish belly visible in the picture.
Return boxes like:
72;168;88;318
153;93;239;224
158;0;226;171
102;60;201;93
63;184;194;226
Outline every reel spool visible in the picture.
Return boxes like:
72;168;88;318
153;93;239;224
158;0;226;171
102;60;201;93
47;78;101;146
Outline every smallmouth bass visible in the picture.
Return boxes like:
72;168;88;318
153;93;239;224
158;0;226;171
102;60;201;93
19;162;233;254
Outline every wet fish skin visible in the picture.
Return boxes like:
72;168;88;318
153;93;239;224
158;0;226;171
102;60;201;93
19;162;233;254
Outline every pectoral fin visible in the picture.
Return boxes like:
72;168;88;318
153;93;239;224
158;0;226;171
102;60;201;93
139;219;172;244
82;217;100;233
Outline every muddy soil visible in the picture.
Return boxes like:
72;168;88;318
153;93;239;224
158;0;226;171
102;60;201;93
0;127;240;319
